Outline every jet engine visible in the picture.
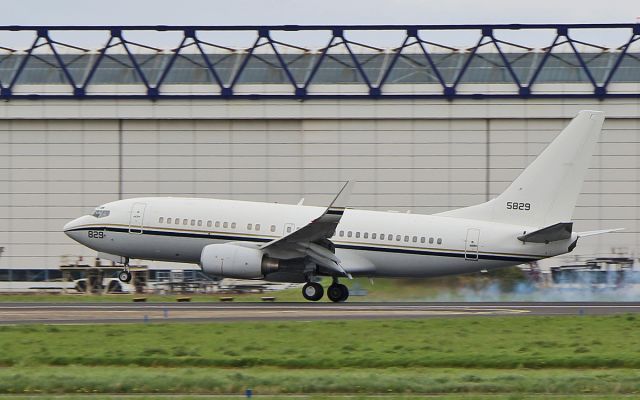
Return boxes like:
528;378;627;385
200;243;280;279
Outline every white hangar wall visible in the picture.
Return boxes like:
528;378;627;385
0;98;638;269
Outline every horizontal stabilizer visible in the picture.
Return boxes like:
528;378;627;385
578;228;624;237
518;222;573;243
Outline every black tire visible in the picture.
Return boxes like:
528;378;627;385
107;280;122;293
302;282;324;301
327;283;349;303
337;283;349;302
75;280;87;293
118;271;132;283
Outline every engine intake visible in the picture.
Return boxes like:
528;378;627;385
200;243;279;279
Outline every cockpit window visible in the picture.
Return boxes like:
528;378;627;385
92;208;110;218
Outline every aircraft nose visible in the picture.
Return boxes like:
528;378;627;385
63;216;86;237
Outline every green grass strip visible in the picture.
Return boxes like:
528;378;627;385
0;315;639;369
0;366;640;395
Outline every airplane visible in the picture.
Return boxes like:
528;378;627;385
64;110;620;302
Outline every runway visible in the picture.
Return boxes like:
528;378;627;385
0;302;639;324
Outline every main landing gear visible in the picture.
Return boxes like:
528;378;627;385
302;279;349;302
118;258;132;283
327;282;349;303
302;282;323;301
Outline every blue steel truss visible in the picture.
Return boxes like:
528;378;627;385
0;24;639;99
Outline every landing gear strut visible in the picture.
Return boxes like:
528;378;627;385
302;282;324;301
327;281;349;303
118;258;132;283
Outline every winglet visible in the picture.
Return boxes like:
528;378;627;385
260;181;355;250
326;181;355;216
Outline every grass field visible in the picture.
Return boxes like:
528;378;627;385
0;315;639;397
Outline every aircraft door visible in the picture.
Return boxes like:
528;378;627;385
129;203;147;234
464;228;480;261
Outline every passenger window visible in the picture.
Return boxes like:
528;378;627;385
412;236;417;243
347;231;352;238
364;232;368;239
388;234;393;240
183;219;188;225
355;232;360;238
429;237;434;244
421;237;425;243
286;226;292;233
167;218;172;224
255;224;260;230
159;217;164;223
437;238;442;245
396;235;401;241
197;220;202;227
207;221;212;228
372;233;376;239
270;225;276;232
231;222;236;229
404;236;409;242
339;231;344;237
190;220;195;226
223;222;228;228
247;223;253;230
215;221;220;228
175;218;180;225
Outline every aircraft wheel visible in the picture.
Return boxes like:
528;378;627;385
118;270;132;283
327;283;349;303
75;280;87;293
337;283;349;302
302;282;324;301
107;280;123;293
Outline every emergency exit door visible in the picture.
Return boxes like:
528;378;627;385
129;203;146;234
465;228;480;261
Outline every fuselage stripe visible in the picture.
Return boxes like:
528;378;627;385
67;225;540;263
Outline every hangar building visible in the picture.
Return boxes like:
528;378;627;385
0;24;639;273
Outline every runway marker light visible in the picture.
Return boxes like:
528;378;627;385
245;388;253;398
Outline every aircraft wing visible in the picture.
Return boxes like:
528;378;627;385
260;181;355;277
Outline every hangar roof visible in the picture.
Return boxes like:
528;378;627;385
0;24;639;98
2;51;639;86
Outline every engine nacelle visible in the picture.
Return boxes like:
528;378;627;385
200;243;279;279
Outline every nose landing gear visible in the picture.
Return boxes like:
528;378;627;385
118;258;132;283
118;269;132;283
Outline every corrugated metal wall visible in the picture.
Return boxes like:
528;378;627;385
0;100;638;268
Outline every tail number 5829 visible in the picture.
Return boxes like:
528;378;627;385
506;202;531;211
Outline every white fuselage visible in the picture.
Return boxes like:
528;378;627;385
64;197;575;279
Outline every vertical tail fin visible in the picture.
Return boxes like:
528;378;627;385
437;110;604;227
